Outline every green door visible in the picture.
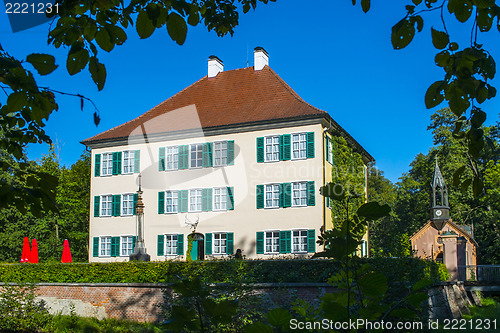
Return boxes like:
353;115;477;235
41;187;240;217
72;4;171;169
190;240;199;261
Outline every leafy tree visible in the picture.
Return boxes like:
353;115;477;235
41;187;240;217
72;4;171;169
1;0;275;212
352;0;499;196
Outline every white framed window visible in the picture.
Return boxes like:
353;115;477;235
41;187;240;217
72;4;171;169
100;195;112;217
326;197;332;209
122;194;134;216
213;233;227;255
100;236;111;256
264;136;280;162
292;133;307;160
165;190;178;213
265;231;280;254
189;189;202;212
292;230;308;253
166;146;178;170
213;141;228;167
265;184;280;208
121;236;134;256
190;144;203;168
165;234;178;256
327;138;333;164
122;151;134;174
213;187;227;211
101;153;113;176
292;182;307;207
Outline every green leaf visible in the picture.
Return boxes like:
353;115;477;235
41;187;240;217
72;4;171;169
473;0;495;9
476;85;488;104
461;178;472;192
477;8;494;32
26;53;58;75
453;166;466;186
407;292;430;308
425;81;445;108
136;10;155;39
471;109;486;128
435;51;450;67
95;28;114;52
6;91;27;112
412;0;423;4
320;183;345;201
83;22;98;41
267;308;292;328
412;15;424;32
358;271;388;297
473;176;484;197
449;42;459;51
88;57;107;91
356;201;391;220
66;46;89;75
412;278;433;291
448;0;473;23
446;82;470;116
167;12;188;45
361;0;370;13
187;12;200;26
106;25;127;45
391;18;416;50
431;27;449;49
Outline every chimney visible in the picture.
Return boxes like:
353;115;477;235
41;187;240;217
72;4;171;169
254;47;269;71
208;55;223;78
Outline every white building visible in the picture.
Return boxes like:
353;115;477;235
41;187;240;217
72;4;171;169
82;47;373;262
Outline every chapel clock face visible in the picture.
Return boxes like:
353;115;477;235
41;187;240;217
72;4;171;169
435;209;442;217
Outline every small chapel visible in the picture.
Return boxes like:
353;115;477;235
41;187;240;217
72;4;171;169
409;159;478;280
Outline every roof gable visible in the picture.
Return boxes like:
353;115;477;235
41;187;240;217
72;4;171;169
82;66;326;144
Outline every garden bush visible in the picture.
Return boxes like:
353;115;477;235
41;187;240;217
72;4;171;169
0;258;447;285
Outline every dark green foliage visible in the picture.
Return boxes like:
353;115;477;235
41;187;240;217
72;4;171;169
0;283;50;332
0;258;446;284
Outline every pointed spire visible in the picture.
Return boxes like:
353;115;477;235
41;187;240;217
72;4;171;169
432;156;446;189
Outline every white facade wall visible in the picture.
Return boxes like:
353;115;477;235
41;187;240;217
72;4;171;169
89;122;333;262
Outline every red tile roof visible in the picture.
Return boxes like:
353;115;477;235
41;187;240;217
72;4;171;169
82;66;327;144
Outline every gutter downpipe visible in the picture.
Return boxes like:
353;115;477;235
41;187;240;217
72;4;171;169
322;119;333;238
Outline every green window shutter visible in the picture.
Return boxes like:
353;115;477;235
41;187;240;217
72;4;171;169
227;140;235;165
285;231;291;253
279;135;284;161
279;183;285;208
111;236;120;257
179;190;188;213
226;232;234;255
179;145;189;170
94;154;101;177
134;150;140;173
256;185;264;209
93;237;99;257
157;235;164;256
202;188;213;212
177;234;184;255
283;134;291;160
133;193;138;216
283;183;291;208
256;232;264;254
94;196;100;217
256;137;264;163
307;229;316;253
112;195;121;216
307;181;315;206
159;147;165;171
202;143;213;167
325;136;329;162
205;233;212;255
280;231;291;254
158;191;165;214
132;236;137;252
112;152;122;175
227;187;234;210
307;132;315;158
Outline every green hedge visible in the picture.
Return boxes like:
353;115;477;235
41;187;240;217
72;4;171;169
0;258;447;284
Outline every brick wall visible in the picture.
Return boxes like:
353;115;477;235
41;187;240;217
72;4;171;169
25;283;332;322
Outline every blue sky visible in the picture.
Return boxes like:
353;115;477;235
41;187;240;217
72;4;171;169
1;1;499;183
